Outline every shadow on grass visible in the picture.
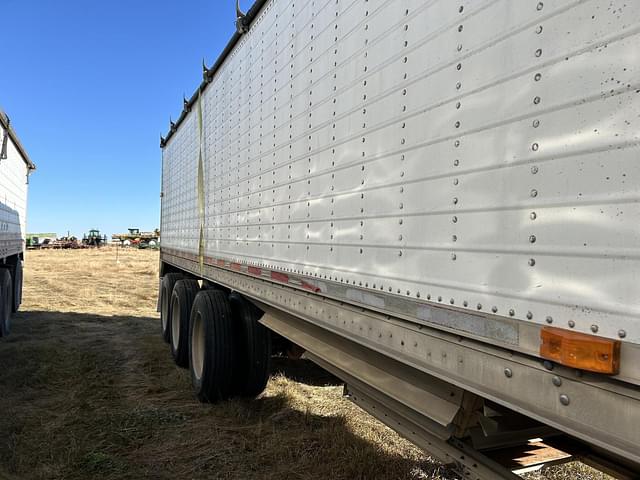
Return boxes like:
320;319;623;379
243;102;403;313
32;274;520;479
0;311;453;480
270;356;343;387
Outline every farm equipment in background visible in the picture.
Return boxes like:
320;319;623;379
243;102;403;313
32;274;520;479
40;236;79;249
26;233;57;249
82;229;107;247
112;228;159;249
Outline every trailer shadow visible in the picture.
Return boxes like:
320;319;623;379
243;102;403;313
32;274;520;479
0;310;455;480
270;356;343;387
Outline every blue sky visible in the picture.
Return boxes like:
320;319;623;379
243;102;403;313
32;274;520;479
2;0;237;237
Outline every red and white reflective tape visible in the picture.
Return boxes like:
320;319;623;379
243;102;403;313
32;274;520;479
162;247;322;294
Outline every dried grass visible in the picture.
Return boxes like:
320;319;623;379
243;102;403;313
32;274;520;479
0;249;608;479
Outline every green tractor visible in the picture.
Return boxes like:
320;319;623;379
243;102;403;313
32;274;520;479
82;229;107;247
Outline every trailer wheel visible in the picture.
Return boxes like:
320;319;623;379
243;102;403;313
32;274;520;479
170;279;200;368
229;293;271;398
0;269;13;337
12;259;23;313
189;289;235;402
160;273;184;343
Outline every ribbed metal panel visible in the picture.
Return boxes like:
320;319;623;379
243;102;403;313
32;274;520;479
161;0;640;345
0;118;30;259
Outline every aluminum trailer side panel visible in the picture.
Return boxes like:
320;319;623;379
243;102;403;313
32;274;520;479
161;0;640;348
0;112;31;260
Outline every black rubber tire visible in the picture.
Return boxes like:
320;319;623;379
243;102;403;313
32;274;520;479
0;269;13;337
160;272;184;343
229;293;271;398
12;260;23;313
170;279;200;368
189;289;235;402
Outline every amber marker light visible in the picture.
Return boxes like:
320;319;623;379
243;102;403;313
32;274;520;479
540;327;621;375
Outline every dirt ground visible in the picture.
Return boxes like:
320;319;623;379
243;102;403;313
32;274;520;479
0;249;610;480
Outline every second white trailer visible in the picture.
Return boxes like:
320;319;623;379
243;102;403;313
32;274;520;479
0;109;35;337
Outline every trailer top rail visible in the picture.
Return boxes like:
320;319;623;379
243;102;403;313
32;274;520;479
0;109;35;171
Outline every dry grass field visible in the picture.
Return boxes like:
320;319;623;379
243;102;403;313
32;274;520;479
0;248;610;480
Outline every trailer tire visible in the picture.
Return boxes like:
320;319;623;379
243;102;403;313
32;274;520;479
189;289;235;402
160;272;184;343
229;293;271;398
12;259;23;313
170;279;200;368
0;269;13;337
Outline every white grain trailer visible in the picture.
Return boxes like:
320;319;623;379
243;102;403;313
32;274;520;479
158;1;640;477
0;110;34;338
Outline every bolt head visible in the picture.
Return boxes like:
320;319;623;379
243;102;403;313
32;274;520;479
619;329;627;339
504;368;513;378
552;376;562;387
559;394;570;406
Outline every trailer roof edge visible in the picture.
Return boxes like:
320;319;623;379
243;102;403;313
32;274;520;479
161;0;269;148
0;108;36;171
